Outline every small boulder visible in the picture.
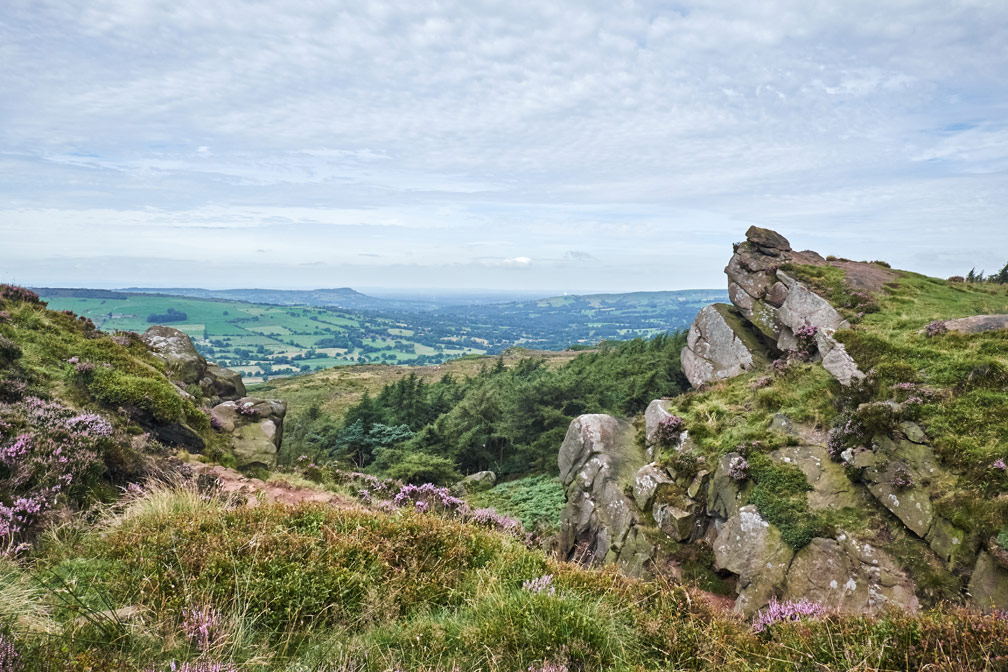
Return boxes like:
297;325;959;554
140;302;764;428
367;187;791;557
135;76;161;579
633;463;674;511
745;226;791;253
204;363;246;401
141;325;206;384
211;397;287;470
941;314;1008;334
458;470;496;492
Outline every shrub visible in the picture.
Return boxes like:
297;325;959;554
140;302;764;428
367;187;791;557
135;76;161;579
925;320;948;337
793;324;819;361
890;463;913;490
0;337;20;364
654;415;685;448
751;598;828;632
0;285;41;306
727;456;749;482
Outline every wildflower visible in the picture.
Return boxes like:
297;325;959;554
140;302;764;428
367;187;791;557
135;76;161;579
654;414;685;447
992;458;1007;471
181;605;225;651
522;574;556;595
0;634;21;672
752;598;828;632
727;455;749;482
925;320;948;337
889;463;913;490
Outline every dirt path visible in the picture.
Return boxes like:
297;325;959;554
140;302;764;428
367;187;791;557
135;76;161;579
188;462;358;509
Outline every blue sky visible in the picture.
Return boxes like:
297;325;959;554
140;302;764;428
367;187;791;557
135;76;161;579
1;0;1007;292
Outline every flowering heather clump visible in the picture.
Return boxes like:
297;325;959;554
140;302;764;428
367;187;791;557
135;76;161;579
0;284;40;305
414;500;429;513
236;402;259;417
146;663;238;672
991;458;1007;471
925;320;948;337
749;375;772;391
751;598;828;633
181;605;225;651
772;357;791;375
0;311;9;323
727;455;749;482
0;634;21;672
793;324;819;361
468;507;523;534
654;414;685;447
890;463;914;490
522;574;555;595
393;482;466;514
357;488;372;504
209;414;223;431
827;415;865;461
0;396;110;548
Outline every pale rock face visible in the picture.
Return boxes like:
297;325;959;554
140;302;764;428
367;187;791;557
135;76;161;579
681;304;772;388
784;535;918;615
714;506;794;617
211;397;287;469
557;414;653;576
968;551;1008;610
632;463;674;511
643;399;674;455
770;444;866;510
941;314;1008;334
707;452;751;520
142;325;207;384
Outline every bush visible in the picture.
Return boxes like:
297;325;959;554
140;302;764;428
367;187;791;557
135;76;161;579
383;451;460;485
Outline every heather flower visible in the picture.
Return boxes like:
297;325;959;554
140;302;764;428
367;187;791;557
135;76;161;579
749;375;772;391
468;507;523;534
0;284;40;305
752;598;828;632
181;605;225;651
145;663;237;672
414;500;429;513
236;402;259;417
925;320;948;337
727;456;749;482
210;414;223;431
793;324;819;361
0;634;21;672
522;574;555;595
0;311;9;323
357;488;372;504
74;361;94;374
527;664;568;672
654;414;685;447
890;463;913;490
992;458;1007;471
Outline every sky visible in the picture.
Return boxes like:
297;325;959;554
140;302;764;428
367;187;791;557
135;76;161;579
1;0;1007;293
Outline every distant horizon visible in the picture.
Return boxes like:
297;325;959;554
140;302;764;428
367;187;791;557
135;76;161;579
3;3;1007;291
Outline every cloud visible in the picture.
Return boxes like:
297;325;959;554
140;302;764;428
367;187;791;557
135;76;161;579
502;257;532;267
1;1;1007;289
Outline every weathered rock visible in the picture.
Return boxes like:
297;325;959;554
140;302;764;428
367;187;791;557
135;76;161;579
633;463;674;511
714;506;794;617
941;314;1008;334
153;421;205;451
721;228;867;385
858;438;942;539
770;413;797;436
644;399;675;456
783;533;918;615
707;452;751;519
653;492;700;542
899;421;927;444
458;470;496;492
969;551;1008;610
770;444;866;510
211;397;287;470
745;225;791;253
142;325;206;384
925;518;966;567
681;304;773;388
204;363;246;401
558;414;652;575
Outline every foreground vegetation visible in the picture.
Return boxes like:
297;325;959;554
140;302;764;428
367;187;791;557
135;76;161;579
2;481;1005;671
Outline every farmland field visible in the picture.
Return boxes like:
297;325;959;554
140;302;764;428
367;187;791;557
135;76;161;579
37;287;724;382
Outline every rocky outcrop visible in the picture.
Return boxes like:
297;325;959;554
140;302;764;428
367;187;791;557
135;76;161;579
771;443;866;510
211;398;287;470
679;225;868;387
558;414;653;576
681;304;774;388
141;325;246;403
941;314;1008;334
714;506;794;617
783;533;918;615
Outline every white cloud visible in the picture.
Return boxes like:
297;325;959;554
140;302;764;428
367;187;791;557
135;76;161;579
1;0;1007;289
